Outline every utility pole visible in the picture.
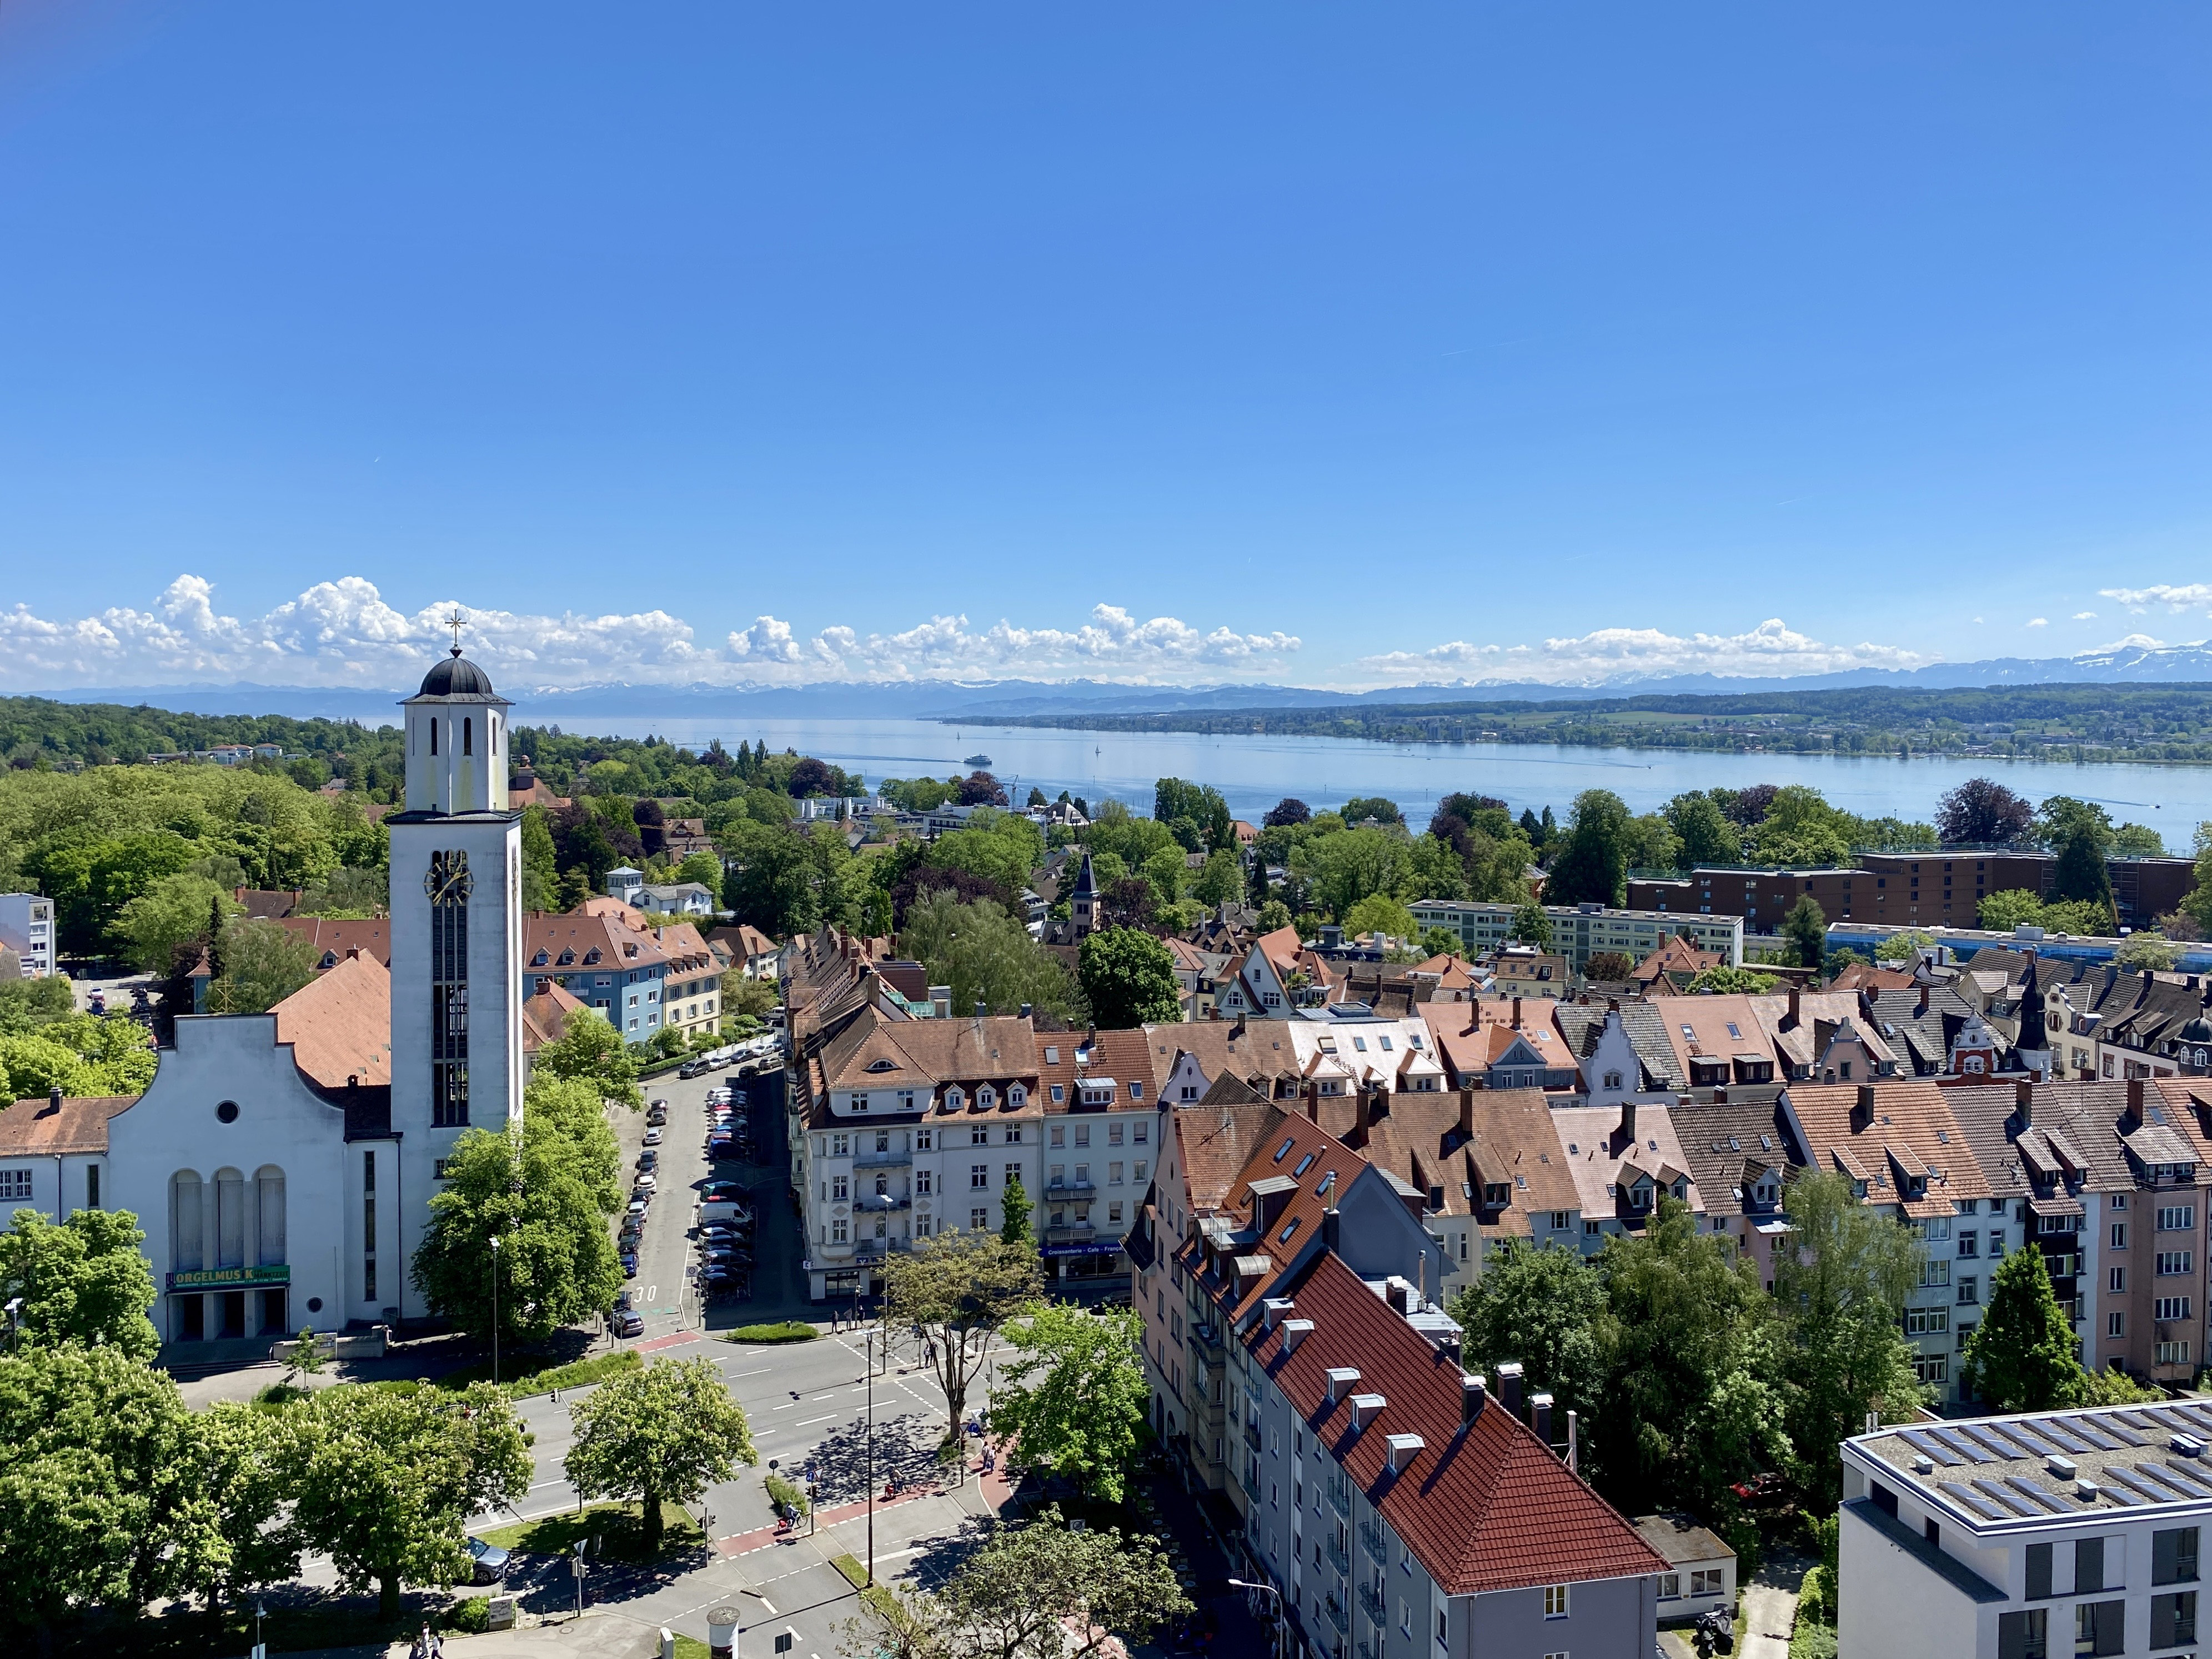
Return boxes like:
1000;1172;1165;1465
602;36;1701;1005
865;1322;877;1586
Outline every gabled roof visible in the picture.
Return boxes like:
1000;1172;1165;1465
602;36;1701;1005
1168;1100;1293;1214
1177;1112;1378;1324
1249;1251;1670;1595
1552;1001;1690;1092
1668;1099;1803;1219
1038;1028;1158;1110
275;916;392;971
521;980;591;1052
0;1093;134;1156
271;950;394;1089
1779;1082;1994;1218
1549;1101;1704;1224
1352;1087;1582;1234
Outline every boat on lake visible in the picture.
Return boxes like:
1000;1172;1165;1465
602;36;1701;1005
964;754;992;767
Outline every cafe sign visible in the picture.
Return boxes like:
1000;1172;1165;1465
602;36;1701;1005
168;1264;291;1291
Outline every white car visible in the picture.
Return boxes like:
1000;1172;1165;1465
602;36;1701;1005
643;1126;664;1146
634;1173;658;1192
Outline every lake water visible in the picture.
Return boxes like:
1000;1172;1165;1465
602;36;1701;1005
534;713;2212;850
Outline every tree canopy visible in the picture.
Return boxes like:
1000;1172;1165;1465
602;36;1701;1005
564;1355;758;1555
991;1304;1148;1502
1077;928;1183;1028
880;1231;1042;1441
0;1206;160;1360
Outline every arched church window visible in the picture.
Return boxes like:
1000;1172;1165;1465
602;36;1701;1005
463;717;473;756
214;1167;246;1269
172;1171;204;1273
256;1166;287;1266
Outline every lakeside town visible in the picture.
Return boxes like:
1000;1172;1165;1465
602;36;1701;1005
5;647;2212;1657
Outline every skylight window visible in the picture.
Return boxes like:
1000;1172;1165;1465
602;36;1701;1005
1681;1025;1694;1039
1379;1036;1393;1051
1353;1037;1368;1051
1726;1023;1743;1040
1275;1137;1296;1163
1279;1217;1301;1245
1295;1153;1317;1177
1317;1171;1336;1196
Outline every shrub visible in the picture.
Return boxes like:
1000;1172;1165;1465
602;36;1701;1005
447;1596;492;1634
723;1321;819;1344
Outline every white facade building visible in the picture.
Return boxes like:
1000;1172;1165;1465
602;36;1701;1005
0;892;55;976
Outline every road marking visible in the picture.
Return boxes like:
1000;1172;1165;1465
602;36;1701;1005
791;1414;840;1427
755;1597;778;1614
526;1478;568;1492
728;1366;774;1377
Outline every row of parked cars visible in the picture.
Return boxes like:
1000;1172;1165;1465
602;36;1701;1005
677;1030;785;1080
696;1177;754;1300
616;1096;676;1279
706;1084;755;1162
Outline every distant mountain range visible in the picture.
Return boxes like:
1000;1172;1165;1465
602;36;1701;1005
31;639;2212;724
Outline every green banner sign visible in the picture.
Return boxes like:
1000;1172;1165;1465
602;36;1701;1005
168;1264;291;1291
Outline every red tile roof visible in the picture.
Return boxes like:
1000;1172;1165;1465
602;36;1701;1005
271;951;393;1088
1250;1251;1669;1596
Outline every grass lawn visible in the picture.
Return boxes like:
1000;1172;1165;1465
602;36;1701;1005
370;1347;641;1401
476;1499;704;1564
831;1553;900;1621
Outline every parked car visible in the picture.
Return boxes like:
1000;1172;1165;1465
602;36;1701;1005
468;1535;511;1583
643;1126;664;1146
613;1310;646;1339
626;1197;649;1219
633;1172;658;1192
646;1102;669;1125
614;1288;635;1311
621;1251;639;1277
678;1060;704;1079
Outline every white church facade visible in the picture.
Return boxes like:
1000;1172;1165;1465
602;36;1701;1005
0;641;528;1349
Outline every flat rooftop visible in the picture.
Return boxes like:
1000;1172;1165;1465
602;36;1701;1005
1853;1400;2212;1532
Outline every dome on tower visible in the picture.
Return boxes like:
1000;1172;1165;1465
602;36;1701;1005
418;648;495;698
2181;1012;2212;1046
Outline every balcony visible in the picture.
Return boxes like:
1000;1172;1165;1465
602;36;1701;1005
1046;1176;1097;1197
854;1147;911;1169
1245;1420;1263;1453
1190;1321;1224;1354
1327;1478;1351;1519
1323;1595;1348;1637
1325;1535;1351;1575
1360;1519;1387;1565
1357;1583;1387;1625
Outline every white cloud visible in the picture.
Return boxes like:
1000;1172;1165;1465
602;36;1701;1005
0;576;1303;690
2025;617;2048;628
2073;611;2098;620
1349;618;1930;688
2100;583;2212;613
2094;632;2169;653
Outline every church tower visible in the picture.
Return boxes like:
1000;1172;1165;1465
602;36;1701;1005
385;626;524;1319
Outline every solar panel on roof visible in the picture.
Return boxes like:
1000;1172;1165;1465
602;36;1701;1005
2134;1463;2206;1501
1902;1430;1963;1468
1960;1425;2018;1461
2005;1478;2070;1514
2179;1405;2212;1435
1930;1427;1985;1465
1942;1481;2008;1521
2038;1422;2095;1455
1971;1479;2031;1516
2071;1420;2135;1452
2101;1419;2147;1447
1998;1424;2057;1458
2144;1409;2194;1435
2097;1465;2164;1507
2166;1462;2212;1495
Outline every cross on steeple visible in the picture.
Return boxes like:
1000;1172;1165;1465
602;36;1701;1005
445;609;467;656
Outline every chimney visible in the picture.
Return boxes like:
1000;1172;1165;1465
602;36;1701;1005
48;1082;63;1112
1496;1361;1524;1418
1281;1319;1313;1353
1511;996;1523;1030
1305;1081;1320;1124
1019;1003;1032;1020
1567;1410;1579;1474
2015;1077;2034;1127
1531;1392;1555;1451
1233;1011;1247;1040
1853;1084;1877;1128
931;986;952;1019
1915;983;1930;1018
346;945;361;960
2125;1078;2146;1128
1788;985;1802;1027
1323;1206;1341;1251
1712;1086;1728;1106
974;1001;987;1020
1460;1373;1487;1429
1386;1279;1410;1315
1457;1089;1476;1141
1618;1097;1638;1144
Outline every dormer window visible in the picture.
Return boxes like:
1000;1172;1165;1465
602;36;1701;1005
583;948;601;965
866;1059;897;1072
1483;1182;1509;1207
319;951;338;969
977;1086;997;1109
945;1087;965;1111
1009;1085;1026;1106
556;949;575;966
531;950;549;966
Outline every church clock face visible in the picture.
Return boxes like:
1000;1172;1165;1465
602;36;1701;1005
425;849;474;906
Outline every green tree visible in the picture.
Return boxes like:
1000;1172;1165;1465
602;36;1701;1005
991;1305;1149;1503
901;891;1081;1023
409;1122;624;1349
534;1005;642;1107
1685;965;1779;994
282;1381;532;1621
860;1507;1190;1659
116;873;241;973
1979;888;2045;931
203;918;318;1014
1584;950;1636;982
1622;812;1682;874
1291;825;1416;920
2042;795;2118;924
1783;894;1829;971
1749;786;1854;866
1141;844;1187;904
1342;891;1418;943
0;1205;159;1360
1960;1246;2087;1413
2181;823;2212;935
1450;1239;1609;1429
720;819;819;936
1509;899;1553;947
1077;928;1183;1028
1190;848;1245;908
2115;932;2181;971
1000;1174;1034;1247
523;1073;626;1215
2113;823;2166;857
1418;926;1463;959
1599;1198;1788;1512
188;1401;299;1617
1339;795;1403;828
1664;792;1743;866
0;1341;223;1635
563;1355;758;1556
1542;790;1632;907
1773;1172;1926;1502
1875;928;1936;965
519;804;560;912
1152;779;1232;851
930;808;1046;899
295;864;387;919
880;1231;1042;1441
1256;898;1292;932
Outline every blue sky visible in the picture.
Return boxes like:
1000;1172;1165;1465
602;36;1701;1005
1;2;2209;690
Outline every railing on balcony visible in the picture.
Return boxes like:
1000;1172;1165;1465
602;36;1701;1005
1323;1596;1348;1636
853;1147;911;1169
1046;1176;1097;1196
1327;1478;1351;1518
1359;1518;1387;1565
1325;1535;1350;1575
1245;1420;1263;1453
1241;1461;1260;1498
1357;1583;1387;1625
1190;1320;1223;1352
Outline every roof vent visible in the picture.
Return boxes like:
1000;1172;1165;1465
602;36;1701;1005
1383;1433;1424;1473
2174;1434;2205;1459
2046;1454;2077;1481
1349;1392;1387;1430
1324;1367;1361;1403
2076;1479;2101;1502
1262;1297;1296;1330
1460;1374;1487;1430
1496;1361;1525;1418
1911;1454;1934;1476
1281;1319;1314;1353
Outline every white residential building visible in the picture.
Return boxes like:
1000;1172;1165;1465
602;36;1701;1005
0;893;55;976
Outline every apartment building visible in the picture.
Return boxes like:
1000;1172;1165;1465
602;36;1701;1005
1242;1250;1668;1659
1410;898;1743;975
1036;1026;1160;1286
0;893;56;977
523;913;676;1040
1630;850;2198;931
792;1007;1042;1301
650;920;722;1041
1838;1399;2212;1658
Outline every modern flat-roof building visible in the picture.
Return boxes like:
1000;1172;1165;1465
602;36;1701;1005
1839;1399;2212;1658
1410;899;1743;975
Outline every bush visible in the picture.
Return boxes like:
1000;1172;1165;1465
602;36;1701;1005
723;1321;819;1344
1795;1563;1834;1626
447;1596;492;1634
253;1381;311;1409
1790;1620;1839;1659
765;1471;810;1517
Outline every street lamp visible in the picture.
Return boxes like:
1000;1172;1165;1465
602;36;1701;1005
865;1321;878;1585
490;1234;502;1387
1227;1579;1288;1659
